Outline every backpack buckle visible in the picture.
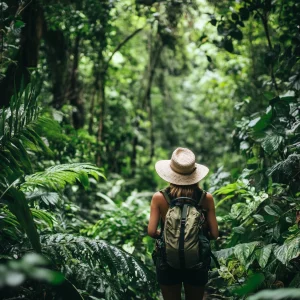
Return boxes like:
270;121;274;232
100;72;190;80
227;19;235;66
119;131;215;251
181;219;186;225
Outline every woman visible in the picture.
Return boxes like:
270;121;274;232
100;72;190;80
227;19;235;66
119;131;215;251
148;147;218;300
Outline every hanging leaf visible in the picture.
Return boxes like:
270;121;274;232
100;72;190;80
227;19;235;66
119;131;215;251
234;242;259;266
224;39;234;53
273;224;281;241
264;205;280;217
269;204;283;215
14;20;25;29
253;214;265;223
231;13;239;21
261;133;284;154
233;226;246;234
255;244;274;268
274;237;300;265
239;7;249;21
217;24;225;35
210;19;217;26
6;188;41;253
230;28;243;40
252;110;272;132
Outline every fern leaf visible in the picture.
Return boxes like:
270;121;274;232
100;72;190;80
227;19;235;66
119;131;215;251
41;234;156;299
31;208;55;229
25;191;60;206
21;163;105;192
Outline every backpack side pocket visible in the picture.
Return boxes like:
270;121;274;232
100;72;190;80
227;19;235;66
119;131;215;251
198;234;211;269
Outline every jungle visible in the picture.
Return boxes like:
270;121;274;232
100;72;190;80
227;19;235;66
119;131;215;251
0;0;299;299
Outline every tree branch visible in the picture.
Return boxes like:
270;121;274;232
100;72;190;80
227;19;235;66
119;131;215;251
257;10;279;92
104;27;144;72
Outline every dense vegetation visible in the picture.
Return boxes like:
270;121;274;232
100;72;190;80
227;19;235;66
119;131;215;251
0;0;299;299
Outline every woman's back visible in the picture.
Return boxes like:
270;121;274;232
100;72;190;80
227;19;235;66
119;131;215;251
148;148;219;300
149;188;218;239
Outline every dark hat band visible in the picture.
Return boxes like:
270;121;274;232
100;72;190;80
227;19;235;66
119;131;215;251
170;164;197;176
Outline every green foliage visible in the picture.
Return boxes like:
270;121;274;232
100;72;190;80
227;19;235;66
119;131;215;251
232;273;265;297
0;83;156;299
0;83;48;179
81;188;152;263
249;288;300;300
21;163;105;192
41;233;157;299
2;0;300;299
0;253;64;288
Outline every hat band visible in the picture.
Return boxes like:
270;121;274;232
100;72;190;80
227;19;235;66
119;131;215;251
170;164;197;176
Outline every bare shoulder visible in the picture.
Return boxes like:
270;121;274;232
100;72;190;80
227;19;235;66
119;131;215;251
202;192;215;209
152;191;165;204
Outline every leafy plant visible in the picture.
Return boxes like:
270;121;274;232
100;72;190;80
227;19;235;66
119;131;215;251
0;83;157;299
41;233;157;299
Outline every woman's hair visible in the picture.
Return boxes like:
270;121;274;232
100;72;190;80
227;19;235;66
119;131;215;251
169;183;200;198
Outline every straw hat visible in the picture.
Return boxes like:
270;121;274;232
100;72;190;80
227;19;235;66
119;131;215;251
155;148;209;185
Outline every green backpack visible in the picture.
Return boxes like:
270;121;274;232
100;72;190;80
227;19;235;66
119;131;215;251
157;188;211;270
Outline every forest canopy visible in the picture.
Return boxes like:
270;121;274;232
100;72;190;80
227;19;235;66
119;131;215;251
0;0;299;299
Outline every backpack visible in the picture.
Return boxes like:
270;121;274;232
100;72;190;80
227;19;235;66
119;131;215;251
157;187;211;270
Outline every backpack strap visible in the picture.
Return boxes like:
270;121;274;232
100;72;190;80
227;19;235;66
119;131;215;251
179;204;188;269
198;189;207;207
159;188;171;205
158;188;171;233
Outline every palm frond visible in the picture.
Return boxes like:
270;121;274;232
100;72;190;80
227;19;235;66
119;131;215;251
31;208;55;229
25;191;60;206
4;187;41;253
0;84;57;183
0;206;23;244
41;233;157;299
21;163;105;192
0;83;39;145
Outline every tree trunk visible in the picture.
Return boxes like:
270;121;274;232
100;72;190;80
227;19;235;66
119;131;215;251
0;0;44;107
131;36;163;171
69;35;85;128
88;85;98;135
43;29;69;109
96;70;106;166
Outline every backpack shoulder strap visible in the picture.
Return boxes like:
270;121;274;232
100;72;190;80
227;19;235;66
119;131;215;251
160;188;171;205
198;189;207;206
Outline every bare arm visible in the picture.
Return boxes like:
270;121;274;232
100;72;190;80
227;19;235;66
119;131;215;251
147;192;161;238
205;193;219;239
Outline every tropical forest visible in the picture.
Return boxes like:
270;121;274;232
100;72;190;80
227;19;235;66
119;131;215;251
0;0;299;299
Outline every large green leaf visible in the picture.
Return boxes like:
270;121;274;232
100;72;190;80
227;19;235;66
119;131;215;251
264;205;280;217
274;237;300;265
5;188;41;253
213;247;234;260
261;133;284;154
249;107;272;132
255;244;275;268
232;273;265;296
248;288;300;300
234;242;259;266
253;214;265;223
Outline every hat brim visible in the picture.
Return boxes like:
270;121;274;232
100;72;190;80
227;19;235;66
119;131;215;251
155;160;209;185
